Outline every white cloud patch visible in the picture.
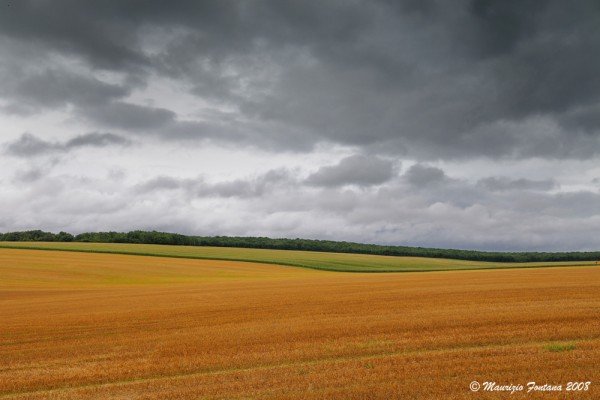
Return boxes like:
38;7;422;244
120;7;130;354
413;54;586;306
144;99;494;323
1;154;599;252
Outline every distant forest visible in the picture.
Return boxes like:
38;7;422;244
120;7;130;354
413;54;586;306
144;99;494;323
1;230;600;263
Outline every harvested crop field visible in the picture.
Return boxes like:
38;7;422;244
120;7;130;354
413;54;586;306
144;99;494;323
1;248;599;399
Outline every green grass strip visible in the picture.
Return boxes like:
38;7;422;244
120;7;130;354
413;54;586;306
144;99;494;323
0;242;596;273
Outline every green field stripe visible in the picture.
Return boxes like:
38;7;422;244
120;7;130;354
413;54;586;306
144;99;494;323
0;243;595;273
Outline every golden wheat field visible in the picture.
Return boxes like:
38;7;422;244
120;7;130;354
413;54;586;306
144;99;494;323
1;248;599;399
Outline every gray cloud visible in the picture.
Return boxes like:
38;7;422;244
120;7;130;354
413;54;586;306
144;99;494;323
13;168;45;183
559;104;600;133
82;102;176;131
478;177;556;192
404;164;447;186
306;154;397;187
5;69;129;112
0;1;148;71
5;134;59;157
0;1;598;157
80;102;248;144
65;132;131;148
136;176;183;192
136;169;293;199
5;133;130;157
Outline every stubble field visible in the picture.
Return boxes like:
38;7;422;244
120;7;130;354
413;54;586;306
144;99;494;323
1;248;598;399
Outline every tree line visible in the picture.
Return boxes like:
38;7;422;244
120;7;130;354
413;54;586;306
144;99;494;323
1;229;599;263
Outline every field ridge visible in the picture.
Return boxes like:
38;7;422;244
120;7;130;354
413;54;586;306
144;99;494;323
3;229;600;262
0;242;596;273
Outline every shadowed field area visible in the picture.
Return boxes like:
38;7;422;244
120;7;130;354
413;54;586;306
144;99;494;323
1;248;598;399
0;241;597;272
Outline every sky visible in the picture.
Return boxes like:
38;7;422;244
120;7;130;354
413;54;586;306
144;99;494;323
1;0;600;251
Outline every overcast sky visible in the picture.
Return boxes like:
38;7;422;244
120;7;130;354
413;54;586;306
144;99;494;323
1;0;600;251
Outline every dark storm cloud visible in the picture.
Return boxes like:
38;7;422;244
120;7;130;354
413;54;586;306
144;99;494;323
2;1;600;252
5;133;130;157
466;0;547;57
559;104;600;133
404;164;447;186
306;154;397;187
1;0;599;158
5;69;129;112
0;1;148;70
83;102;176;131
81;102;247;143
